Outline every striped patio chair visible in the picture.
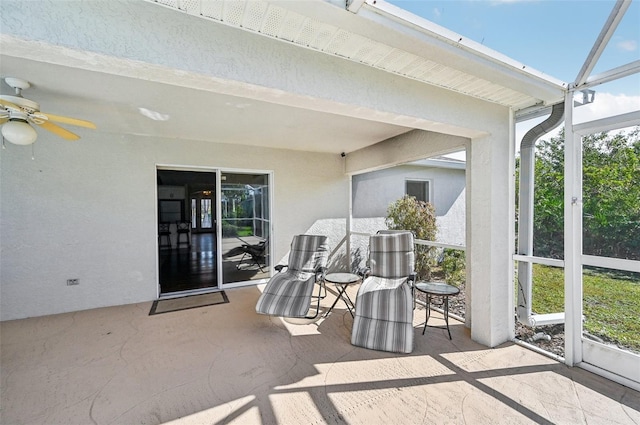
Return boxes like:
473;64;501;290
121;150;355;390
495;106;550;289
255;234;329;318
351;231;416;353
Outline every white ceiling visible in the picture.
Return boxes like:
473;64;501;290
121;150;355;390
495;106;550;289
0;54;412;154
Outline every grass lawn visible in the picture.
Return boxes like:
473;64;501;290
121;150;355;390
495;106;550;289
236;227;254;237
532;264;640;353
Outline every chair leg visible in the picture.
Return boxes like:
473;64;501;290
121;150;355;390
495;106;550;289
305;279;324;319
236;253;265;272
253;257;265;272
236;252;248;270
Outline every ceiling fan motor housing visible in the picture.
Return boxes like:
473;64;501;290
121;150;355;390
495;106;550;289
0;95;40;114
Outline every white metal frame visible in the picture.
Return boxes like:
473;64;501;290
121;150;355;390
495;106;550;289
218;168;274;290
513;0;639;388
565;109;640;389
564;0;640;389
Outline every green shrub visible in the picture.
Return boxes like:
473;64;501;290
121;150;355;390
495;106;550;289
442;249;465;287
386;195;437;280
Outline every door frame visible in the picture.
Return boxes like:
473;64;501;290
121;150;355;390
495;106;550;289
156;164;274;297
217;167;274;290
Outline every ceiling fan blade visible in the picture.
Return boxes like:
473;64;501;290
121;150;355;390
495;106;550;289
36;120;80;141
0;117;8;125
40;112;96;129
0;98;22;111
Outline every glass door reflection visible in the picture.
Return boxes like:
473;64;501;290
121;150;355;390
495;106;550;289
220;172;270;285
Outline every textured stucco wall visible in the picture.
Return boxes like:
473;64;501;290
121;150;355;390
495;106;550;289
352;164;466;245
0;133;347;320
352;165;461;217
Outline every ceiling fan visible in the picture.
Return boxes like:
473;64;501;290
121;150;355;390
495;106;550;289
0;77;96;145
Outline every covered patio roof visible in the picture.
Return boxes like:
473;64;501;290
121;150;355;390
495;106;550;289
0;0;565;154
2;285;639;424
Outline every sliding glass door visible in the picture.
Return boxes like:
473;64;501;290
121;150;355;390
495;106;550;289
219;172;271;285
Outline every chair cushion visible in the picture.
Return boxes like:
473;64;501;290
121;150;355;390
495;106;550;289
354;276;413;323
351;315;414;354
255;270;316;317
369;233;414;278
351;276;414;353
287;235;329;272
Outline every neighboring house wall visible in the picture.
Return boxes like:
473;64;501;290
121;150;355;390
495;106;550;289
0;135;348;321
352;163;465;245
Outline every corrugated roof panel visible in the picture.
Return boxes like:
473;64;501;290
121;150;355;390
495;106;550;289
182;0;200;15
278;10;306;42
294;18;321;47
307;23;338;51
354;41;394;66
242;1;269;32
373;48;404;70
222;1;246;26
378;50;417;73
398;57;429;77
200;1;224;20
324;29;354;57
156;0;179;8
260;5;286;37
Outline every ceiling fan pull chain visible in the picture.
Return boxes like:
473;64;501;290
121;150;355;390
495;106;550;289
31;143;35;160
2;135;5;149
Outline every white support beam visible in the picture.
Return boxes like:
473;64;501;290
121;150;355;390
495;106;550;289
574;110;640;135
582;60;640;89
563;91;584;367
574;0;630;87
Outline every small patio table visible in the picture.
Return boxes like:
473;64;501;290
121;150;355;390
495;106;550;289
415;281;460;339
324;272;360;318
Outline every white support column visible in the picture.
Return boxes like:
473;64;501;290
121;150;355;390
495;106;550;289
467;123;514;347
347;173;353;271
564;90;584;366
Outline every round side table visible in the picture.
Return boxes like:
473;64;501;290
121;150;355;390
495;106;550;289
324;272;360;318
415;281;460;339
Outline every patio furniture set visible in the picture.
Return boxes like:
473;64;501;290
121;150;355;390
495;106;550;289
255;232;460;354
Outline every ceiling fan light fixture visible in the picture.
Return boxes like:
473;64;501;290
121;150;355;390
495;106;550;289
1;119;38;145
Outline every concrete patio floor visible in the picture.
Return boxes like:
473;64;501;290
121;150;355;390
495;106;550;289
2;284;639;425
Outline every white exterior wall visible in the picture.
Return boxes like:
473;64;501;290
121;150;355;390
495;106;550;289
0;134;347;321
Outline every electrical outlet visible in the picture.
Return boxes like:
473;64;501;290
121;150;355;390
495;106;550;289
67;279;79;286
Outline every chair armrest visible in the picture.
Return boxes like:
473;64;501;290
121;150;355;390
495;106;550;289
358;267;371;279
315;266;327;281
274;264;288;272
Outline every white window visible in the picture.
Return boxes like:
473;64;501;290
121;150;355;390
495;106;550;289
405;179;431;203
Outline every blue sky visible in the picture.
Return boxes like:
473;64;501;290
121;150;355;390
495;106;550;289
386;0;640;142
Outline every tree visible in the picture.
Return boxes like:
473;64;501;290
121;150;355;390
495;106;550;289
529;126;640;260
385;195;437;280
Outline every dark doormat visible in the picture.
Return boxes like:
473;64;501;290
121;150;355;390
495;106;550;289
149;291;229;315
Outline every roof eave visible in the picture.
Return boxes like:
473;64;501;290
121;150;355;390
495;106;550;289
355;0;567;108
